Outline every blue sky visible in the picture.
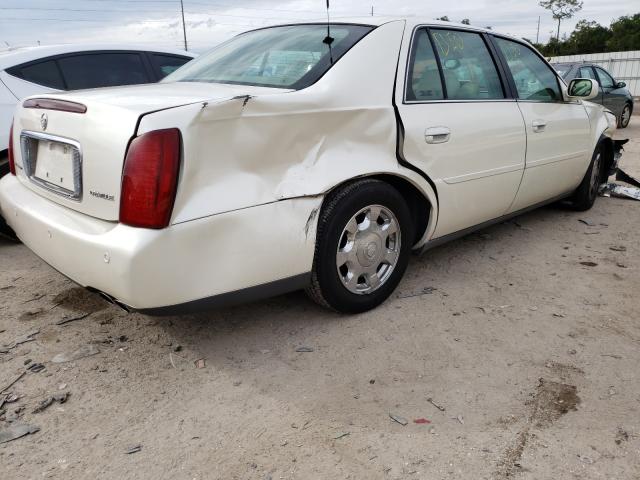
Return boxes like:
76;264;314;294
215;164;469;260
1;0;637;53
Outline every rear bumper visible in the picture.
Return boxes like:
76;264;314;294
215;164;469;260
0;175;321;313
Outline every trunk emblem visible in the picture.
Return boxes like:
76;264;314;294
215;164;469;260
40;113;48;131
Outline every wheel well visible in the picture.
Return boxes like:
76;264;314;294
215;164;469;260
325;174;432;246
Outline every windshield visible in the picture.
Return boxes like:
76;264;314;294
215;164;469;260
164;24;373;89
553;65;571;78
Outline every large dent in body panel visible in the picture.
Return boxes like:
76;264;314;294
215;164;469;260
135;20;439;229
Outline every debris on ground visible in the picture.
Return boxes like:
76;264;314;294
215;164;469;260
56;313;92;326
0;372;26;394
456;415;465;425
615;427;629;445
0;330;40;354
125;444;142;454
397;287;437;299
600;183;640;201
194;358;206;369
333;432;350;440
295;346;314;353
0;423;40;444
27;363;45;373
580;261;598;267
51;344;100;364
609;245;627;252
427;397;446;412
413;418;431;424
578;219;596;226
32;392;69;414
616;168;640;188
389;413;408;426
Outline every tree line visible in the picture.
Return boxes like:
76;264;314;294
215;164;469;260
530;14;640;56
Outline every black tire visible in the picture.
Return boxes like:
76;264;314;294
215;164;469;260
569;144;603;211
306;179;414;313
618;103;632;129
0;154;18;241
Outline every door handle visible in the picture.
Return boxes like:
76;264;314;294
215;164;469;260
532;120;547;133
425;126;451;144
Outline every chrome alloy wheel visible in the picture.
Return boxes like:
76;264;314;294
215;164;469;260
621;105;631;128
336;205;401;295
589;151;602;199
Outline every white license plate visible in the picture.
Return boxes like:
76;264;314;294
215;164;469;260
34;141;75;191
21;132;82;200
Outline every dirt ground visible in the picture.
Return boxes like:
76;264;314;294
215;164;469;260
1;118;639;480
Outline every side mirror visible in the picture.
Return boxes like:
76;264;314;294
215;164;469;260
567;78;599;101
616;81;626;89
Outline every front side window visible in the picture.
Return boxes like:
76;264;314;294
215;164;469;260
164;24;372;89
594;67;614;88
495;37;561;102
57;53;149;90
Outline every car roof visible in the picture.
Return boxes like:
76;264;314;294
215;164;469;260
0;44;196;70
257;16;502;36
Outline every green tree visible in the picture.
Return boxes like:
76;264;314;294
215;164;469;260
436;16;450;21
461;18;471;25
606;14;640;51
539;0;583;42
567;20;611;54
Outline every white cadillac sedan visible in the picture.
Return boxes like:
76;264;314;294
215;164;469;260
0;18;625;314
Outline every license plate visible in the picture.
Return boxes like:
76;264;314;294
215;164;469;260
34;141;75;191
21;132;82;200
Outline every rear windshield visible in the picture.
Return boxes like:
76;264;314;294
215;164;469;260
163;24;373;89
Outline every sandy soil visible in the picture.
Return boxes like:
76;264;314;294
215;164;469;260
1;118;639;480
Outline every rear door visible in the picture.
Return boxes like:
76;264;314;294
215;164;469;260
396;27;526;237
492;37;591;212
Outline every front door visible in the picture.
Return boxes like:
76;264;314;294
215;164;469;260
492;37;592;212
396;27;526;237
594;66;627;117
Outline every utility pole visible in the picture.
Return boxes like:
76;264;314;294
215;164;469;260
536;16;540;43
180;0;188;51
371;5;374;16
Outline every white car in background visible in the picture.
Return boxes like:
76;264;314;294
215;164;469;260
0;44;195;177
0;19;626;315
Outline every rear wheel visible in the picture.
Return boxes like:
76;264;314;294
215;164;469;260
569;144;603;211
306;179;414;313
618;103;631;129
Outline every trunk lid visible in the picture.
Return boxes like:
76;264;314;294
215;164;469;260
13;82;286;221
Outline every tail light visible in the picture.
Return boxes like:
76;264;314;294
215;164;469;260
8;122;16;175
120;128;181;229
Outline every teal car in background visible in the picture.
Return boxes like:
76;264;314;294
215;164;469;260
553;62;634;128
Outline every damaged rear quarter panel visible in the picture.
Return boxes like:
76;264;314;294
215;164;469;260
136;20;436;231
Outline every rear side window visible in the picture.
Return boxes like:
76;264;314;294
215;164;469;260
407;29;444;101
57;53;149;90
494;38;561;102
150;54;191;78
8;60;65;89
578;66;596;80
406;28;504;102
432;29;504;100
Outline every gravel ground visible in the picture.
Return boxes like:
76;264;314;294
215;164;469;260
1;118;639;479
